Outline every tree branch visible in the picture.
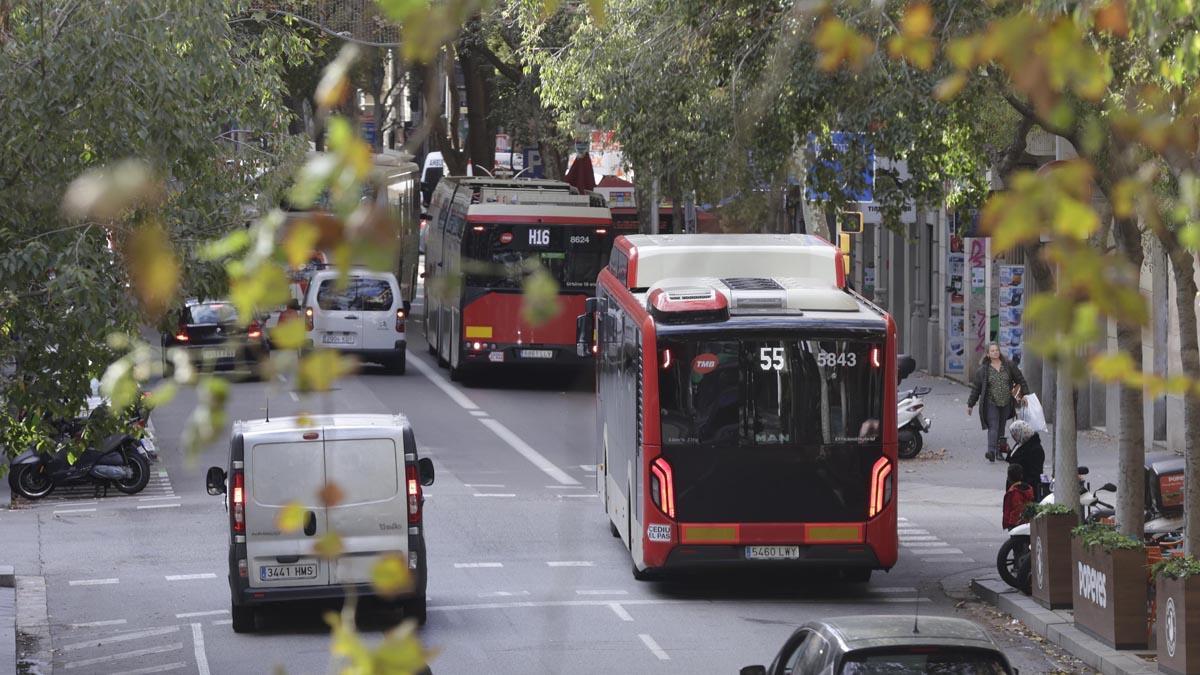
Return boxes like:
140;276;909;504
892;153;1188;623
466;40;523;85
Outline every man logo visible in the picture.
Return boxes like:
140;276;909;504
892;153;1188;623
692;353;718;374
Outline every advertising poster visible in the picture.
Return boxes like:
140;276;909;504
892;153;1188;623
945;234;966;375
966;238;991;379
999;264;1025;364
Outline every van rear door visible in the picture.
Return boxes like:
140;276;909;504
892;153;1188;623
245;432;329;588
313;277;364;349
358;275;401;351
323;426;408;585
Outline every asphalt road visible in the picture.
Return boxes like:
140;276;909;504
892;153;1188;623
0;312;1102;674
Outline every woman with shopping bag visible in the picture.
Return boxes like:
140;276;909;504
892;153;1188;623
967;343;1029;462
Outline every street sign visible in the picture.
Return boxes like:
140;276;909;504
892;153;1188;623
806;132;876;203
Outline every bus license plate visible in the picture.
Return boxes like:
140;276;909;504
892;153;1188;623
260;563;317;581
520;349;553;359
745;546;800;561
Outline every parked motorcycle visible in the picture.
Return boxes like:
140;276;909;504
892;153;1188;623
897;386;932;459
996;468;1114;593
7;414;152;499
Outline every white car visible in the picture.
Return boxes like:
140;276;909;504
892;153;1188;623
303;269;408;374
206;414;435;632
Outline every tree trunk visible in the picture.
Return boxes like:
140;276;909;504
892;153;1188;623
1169;249;1200;555
1054;369;1081;512
1115;320;1146;539
459;47;494;173
537;140;565;180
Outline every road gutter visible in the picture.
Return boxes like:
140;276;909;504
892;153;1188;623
971;576;1155;674
15;575;51;674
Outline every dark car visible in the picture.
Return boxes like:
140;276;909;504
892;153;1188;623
741;615;1016;675
162;300;268;376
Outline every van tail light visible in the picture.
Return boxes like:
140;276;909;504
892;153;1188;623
868;457;893;518
304;306;314;331
396;308;406;332
247;320;262;339
231;470;245;534
649;457;675;519
406;464;422;524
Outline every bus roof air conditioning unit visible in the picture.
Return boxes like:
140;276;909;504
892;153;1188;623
647;286;730;324
722;277;788;313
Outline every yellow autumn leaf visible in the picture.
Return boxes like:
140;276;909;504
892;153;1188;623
1093;0;1129;37
900;2;933;37
933;72;968;101
315;44;358;111
283;220;320;269
370;555;412;598
297;350;357;392
314;532;343;559
373;626;435;673
1089;352;1135;381
1052;198;1100;241
521;266;561;327
587;0;605;25
127;222;180;320
814;17;876;72
270;317;307;350
277;502;306;534
1165;376;1193;396
229;265;291;325
1111;178;1140;219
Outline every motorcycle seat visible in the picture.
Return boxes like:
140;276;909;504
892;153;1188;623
98;433;130;454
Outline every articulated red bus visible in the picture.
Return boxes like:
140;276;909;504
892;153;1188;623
580;234;898;581
424;177;636;379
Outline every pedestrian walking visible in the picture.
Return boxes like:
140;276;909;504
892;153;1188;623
1006;420;1046;498
966;343;1028;462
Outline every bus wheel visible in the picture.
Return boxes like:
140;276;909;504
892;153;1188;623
632;561;659;582
427;342;437;356
449;362;468;383
609;520;620;538
844;568;872;583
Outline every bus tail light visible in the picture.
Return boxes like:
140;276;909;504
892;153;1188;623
660;348;672;369
406;464;422;524
649;457;675;519
472;225;485;232
304;306;314;331
231;470;245;534
870;346;882;368
868;457;893;518
396;308;406;332
596;228;608;235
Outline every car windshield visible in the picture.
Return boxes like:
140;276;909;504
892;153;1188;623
316;278;395;312
187;303;238;325
840;648;1010;674
463;224;609;290
657;335;885;447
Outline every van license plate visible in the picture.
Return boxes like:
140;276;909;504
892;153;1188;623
745;546;800;560
322;333;355;345
260;564;318;581
520;349;553;359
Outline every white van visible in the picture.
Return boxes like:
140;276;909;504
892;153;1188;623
206;414;435;632
304;269;408;374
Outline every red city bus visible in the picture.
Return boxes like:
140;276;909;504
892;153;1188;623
424;177;636;379
579;234;898;581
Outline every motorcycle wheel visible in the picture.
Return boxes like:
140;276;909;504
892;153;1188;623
114;452;151;494
14;464;55;499
1015;553;1032;594
898;429;923;459
996;538;1028;590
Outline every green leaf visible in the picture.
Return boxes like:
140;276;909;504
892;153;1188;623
521;267;561;327
201;230;251;261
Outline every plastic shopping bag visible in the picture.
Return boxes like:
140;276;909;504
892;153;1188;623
1019;393;1049;433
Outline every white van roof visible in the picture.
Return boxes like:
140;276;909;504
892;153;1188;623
235;414;408;436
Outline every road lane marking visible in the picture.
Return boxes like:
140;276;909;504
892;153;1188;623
872;587;919;594
897;529;929;535
473;493;516;498
211;619;232;626
111;663;186;675
464;484;506;488
176;610;228;618
408;354;479;410
902;542;953;548
65;643;183;669
69;578;118;586
557;494;597;498
138;503;181;510
289;391;300;402
912;548;965;555
608;603;634;621
639;634;670;660
898;535;939;541
192;622;211;675
454;562;503;568
477;591;530;598
54;508;97;515
70;619;128;628
138;496;181;502
577;590;628;596
547;561;593;567
165;573;218;581
469;410;488;417
579;465;597;471
62;626;180;651
546;485;585;489
479;418;580;486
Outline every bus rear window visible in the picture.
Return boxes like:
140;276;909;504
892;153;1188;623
464;224;609;290
658;336;884;447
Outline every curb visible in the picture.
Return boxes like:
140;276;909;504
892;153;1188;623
15;575;51;675
971;576;1156;675
1;576;13;675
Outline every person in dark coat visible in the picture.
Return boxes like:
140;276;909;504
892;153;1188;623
1006;420;1046;496
967;343;1029;462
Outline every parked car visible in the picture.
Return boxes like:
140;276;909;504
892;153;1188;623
206;414;435;632
162;300;268;376
303;269;408;374
740;615;1017;675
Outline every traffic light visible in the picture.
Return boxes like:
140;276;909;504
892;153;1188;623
839;211;864;234
839;233;852;275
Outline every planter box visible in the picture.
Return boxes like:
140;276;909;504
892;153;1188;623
1031;512;1077;609
1072;537;1148;649
1157;574;1200;674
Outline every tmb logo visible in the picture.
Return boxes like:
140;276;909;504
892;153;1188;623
692;353;719;374
1078;561;1107;608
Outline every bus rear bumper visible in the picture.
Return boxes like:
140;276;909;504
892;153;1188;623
661;544;884;571
461;343;591;366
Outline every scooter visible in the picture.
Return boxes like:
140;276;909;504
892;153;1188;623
7;419;152;500
897;386;932;459
997;468;1114;593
